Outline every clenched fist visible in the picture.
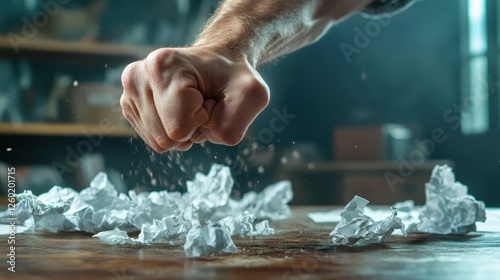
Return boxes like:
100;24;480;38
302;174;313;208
120;47;270;152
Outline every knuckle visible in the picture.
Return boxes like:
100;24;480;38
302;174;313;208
151;144;167;153
122;110;132;122
245;76;270;110
121;62;139;92
119;94;129;109
167;125;192;141
220;130;244;146
145;48;178;75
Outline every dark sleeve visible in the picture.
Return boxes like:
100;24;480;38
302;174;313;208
363;0;416;16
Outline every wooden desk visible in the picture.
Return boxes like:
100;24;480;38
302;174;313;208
5;206;499;279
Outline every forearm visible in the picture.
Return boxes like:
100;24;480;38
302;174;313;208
193;0;373;67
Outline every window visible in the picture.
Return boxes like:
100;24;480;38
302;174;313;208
461;0;489;135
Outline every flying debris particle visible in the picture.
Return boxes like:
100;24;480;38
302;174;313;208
292;150;300;159
258;166;265;174
281;157;288;165
73;80;79;87
6;148;12;152
361;71;367;81
307;163;315;170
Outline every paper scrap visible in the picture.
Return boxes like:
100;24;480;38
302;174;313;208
1;164;291;257
409;165;486;234
184;222;238;257
220;180;293;221
330;196;406;246
93;228;141;245
308;203;417;225
219;211;256;236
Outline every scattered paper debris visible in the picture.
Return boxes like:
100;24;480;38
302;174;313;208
219;211;256;236
224;180;293;221
330;196;406;246
311;165;490;235
184;222;238;257
408;164;486;234
93;228;142;245
1;164;292;257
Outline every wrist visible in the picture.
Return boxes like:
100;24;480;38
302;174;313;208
191;40;257;69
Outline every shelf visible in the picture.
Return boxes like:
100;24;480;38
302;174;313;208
0;123;135;137
0;36;155;65
288;160;455;173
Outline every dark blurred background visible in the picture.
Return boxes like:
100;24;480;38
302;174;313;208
0;0;498;206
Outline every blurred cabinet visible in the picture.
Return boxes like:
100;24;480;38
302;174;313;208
0;36;157;193
284;160;454;205
0;36;153;137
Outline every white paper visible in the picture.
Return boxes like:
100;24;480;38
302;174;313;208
93;228;142;245
476;208;500;232
308;205;417;225
330;196;406;246
217;180;293;221
310;165;490;235
408;165;486;234
184;222;238;257
310;208;500;233
2;164;291;257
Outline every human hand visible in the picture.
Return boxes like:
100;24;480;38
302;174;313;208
120;46;270;152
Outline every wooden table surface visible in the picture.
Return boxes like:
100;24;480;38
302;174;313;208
3;206;499;280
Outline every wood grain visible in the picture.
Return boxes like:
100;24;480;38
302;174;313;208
3;206;499;279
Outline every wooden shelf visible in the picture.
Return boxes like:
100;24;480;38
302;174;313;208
0;123;135;137
288;160;455;173
0;36;155;65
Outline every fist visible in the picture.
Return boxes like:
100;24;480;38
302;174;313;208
120;47;270;152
